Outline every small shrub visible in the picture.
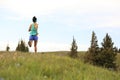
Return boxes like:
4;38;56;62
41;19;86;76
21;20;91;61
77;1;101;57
16;39;29;52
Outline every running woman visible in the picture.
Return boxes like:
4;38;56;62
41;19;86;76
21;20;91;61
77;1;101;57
28;16;38;53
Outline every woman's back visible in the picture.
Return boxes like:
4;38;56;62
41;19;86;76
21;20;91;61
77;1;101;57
30;23;38;35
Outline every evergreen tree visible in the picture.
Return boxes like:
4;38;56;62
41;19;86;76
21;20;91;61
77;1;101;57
113;47;118;53
6;44;10;51
98;33;117;69
84;31;99;65
16;40;29;52
70;37;78;58
119;48;120;53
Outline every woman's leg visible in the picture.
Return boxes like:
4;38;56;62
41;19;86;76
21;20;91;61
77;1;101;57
28;35;33;47
34;40;38;53
28;40;33;47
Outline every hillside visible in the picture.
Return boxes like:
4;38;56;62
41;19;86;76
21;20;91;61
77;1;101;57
0;52;120;80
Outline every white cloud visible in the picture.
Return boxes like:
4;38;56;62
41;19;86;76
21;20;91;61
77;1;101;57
89;16;120;28
37;42;70;52
1;0;120;26
1;0;120;17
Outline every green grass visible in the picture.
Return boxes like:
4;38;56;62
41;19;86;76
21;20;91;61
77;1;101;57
0;52;120;80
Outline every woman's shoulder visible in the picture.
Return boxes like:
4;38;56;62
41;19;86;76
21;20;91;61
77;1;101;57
34;23;38;27
35;23;38;26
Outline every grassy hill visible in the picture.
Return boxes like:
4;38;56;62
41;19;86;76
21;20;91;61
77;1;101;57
0;51;120;80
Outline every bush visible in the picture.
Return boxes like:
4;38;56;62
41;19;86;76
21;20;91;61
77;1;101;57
16;40;29;52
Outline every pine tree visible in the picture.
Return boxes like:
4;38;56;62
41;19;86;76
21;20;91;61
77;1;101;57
16;40;29;52
84;31;99;64
70;37;78;58
119;48;120;53
6;44;10;51
98;33;117;69
113;47;118;53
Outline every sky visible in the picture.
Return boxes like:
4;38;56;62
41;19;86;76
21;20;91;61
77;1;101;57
0;0;120;52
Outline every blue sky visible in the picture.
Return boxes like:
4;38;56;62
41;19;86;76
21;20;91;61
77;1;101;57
0;0;120;52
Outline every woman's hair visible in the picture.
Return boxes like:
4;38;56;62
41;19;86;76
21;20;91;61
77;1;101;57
32;16;37;23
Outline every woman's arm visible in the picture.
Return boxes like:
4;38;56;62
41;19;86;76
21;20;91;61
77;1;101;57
28;24;32;32
36;24;38;35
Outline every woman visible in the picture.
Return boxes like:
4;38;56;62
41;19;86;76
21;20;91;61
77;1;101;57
28;16;38;53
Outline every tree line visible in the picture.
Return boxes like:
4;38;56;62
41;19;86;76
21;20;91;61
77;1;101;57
70;31;120;70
